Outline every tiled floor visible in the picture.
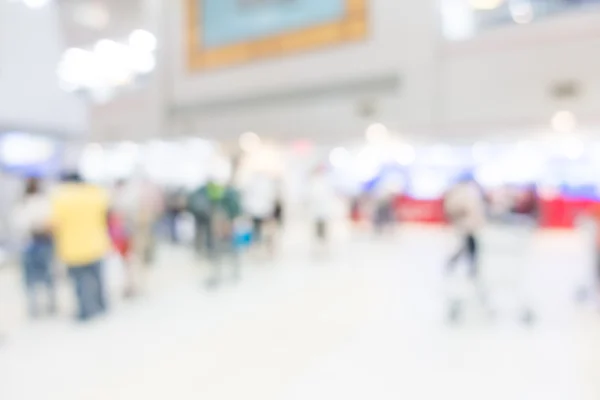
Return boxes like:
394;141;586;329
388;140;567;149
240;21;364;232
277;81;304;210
0;225;599;399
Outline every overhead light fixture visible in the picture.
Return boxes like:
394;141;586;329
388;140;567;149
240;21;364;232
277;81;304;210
22;0;51;9
510;0;534;24
57;30;158;101
0;133;55;166
472;141;489;162
563;138;584;160
551;110;577;133
395;143;415;165
239;132;261;153
469;0;504;11
329;147;351;168
130;51;156;74
129;29;157;53
365;123;389;144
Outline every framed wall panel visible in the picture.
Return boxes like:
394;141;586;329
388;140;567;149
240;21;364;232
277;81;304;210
186;0;368;70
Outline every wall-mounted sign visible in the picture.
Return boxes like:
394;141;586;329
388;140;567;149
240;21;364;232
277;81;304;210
186;0;367;70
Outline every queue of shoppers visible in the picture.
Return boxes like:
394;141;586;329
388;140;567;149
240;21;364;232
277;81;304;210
3;166;290;323
8;172;164;323
14;178;55;317
1;159;359;330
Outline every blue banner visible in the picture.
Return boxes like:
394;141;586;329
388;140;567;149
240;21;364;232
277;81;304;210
186;0;367;69
201;0;346;48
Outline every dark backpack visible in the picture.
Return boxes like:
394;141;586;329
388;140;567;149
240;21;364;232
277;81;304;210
187;188;211;219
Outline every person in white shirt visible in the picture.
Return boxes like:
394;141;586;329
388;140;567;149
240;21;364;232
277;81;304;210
13;178;55;317
242;173;278;254
444;177;486;278
110;178;163;297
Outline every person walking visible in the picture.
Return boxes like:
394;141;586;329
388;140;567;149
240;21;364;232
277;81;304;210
189;179;242;287
164;187;186;244
52;173;110;322
14;178;55;318
443;175;487;322
308;167;337;249
111;177;163;297
444;176;486;278
242;173;278;256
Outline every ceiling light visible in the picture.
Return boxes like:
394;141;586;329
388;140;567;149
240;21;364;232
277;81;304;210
563;138;584;160
510;0;534;24
239;132;261;153
94;39;120;55
329;147;351;168
469;0;504;10
130;51;156;74
366;123;388;144
22;0;51;9
551;110;577;133
396;143;415;165
129;29;157;53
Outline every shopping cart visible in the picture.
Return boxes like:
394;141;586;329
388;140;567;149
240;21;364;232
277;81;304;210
446;216;537;325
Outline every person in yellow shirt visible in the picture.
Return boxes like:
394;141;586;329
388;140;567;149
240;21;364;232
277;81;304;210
52;173;110;321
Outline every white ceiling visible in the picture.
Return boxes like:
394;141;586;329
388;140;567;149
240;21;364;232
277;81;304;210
57;0;145;48
0;0;87;135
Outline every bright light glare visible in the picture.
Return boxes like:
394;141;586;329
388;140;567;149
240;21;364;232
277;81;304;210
504;147;545;183
130;50;156;74
239;132;261;153
129;29;157;53
551;110;577;133
23;0;50;9
57;33;157;99
120;141;140;156
79;143;105;181
469;0;504;10
95;40;134;86
563;138;584;160
396;143;415;165
94;39;119;55
0;133;55;165
356;146;383;182
441;0;476;40
110;142;140;179
58;48;96;88
366;123;389;144
472;141;489;162
329;147;351;168
429;144;457;165
510;1;534;24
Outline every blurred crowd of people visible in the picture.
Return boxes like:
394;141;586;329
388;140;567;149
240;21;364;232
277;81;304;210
3;162;600;336
1;164;348;329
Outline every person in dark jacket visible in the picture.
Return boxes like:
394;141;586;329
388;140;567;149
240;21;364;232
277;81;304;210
188;179;242;288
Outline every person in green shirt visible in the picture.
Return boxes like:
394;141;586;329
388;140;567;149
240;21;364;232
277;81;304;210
188;179;241;288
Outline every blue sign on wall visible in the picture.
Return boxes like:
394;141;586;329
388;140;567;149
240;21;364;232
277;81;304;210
201;0;346;48
186;0;367;70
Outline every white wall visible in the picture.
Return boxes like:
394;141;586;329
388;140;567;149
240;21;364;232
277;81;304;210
88;81;164;141
0;2;87;135
166;0;441;139
94;1;600;144
439;11;600;134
